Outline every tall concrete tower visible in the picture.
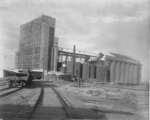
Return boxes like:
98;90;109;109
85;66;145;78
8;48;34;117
16;15;57;71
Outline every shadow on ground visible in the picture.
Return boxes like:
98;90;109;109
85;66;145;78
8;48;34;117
0;104;107;120
26;80;57;89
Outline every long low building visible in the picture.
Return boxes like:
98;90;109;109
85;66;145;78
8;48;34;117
63;53;141;85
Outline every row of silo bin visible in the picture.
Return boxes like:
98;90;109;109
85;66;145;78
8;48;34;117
64;54;141;85
82;63;89;80
66;61;83;78
105;54;141;85
88;61;109;82
65;61;108;82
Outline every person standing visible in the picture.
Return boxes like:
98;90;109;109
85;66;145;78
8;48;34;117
27;69;33;87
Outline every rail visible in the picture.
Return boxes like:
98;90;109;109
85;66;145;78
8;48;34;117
51;87;71;118
28;87;43;120
28;87;71;120
0;87;23;98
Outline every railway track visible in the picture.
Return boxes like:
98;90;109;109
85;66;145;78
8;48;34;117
0;87;10;92
0;87;23;98
51;87;71;118
0;80;8;86
28;87;70;120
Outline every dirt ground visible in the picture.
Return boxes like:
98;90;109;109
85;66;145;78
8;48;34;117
56;80;149;120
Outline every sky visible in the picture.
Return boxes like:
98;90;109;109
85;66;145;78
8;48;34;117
0;0;149;81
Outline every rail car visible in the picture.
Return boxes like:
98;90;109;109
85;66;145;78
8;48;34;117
31;70;42;79
3;69;43;88
3;70;29;88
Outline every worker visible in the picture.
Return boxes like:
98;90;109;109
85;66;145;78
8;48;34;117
27;69;33;87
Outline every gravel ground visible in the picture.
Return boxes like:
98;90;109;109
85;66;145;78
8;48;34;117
0;88;41;120
57;82;149;120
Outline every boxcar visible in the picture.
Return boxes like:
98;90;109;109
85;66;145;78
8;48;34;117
3;70;28;88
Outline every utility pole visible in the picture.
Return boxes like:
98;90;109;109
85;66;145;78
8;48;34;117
42;58;44;80
72;45;80;87
72;45;76;79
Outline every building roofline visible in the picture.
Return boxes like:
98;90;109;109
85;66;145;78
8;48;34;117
20;14;56;28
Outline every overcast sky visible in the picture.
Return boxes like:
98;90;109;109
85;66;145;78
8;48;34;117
0;0;149;81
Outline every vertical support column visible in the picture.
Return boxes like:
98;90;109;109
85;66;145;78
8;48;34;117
124;63;127;84
104;62;109;83
131;64;135;84
110;61;116;83
115;61;120;84
51;46;58;71
128;64;134;85
137;64;141;85
133;64;137;85
120;62;125;84
90;63;95;79
118;62;121;84
135;65;139;85
96;63;100;81
82;63;89;81
124;63;129;84
51;47;54;71
127;63;131;84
